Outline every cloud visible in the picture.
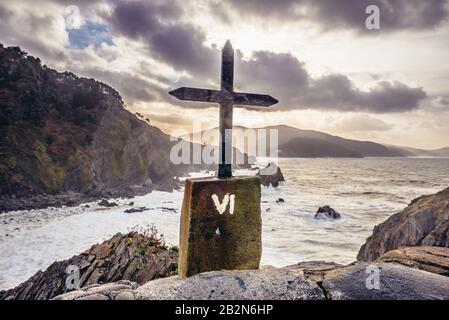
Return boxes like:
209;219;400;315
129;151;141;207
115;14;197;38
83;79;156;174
105;1;427;113
107;0;218;78
218;0;449;32
236;51;426;113
329;115;394;133
0;1;69;66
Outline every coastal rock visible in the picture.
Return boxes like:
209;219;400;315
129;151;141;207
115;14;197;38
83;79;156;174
53;260;449;300
134;267;325;300
376;246;449;276
97;199;118;207
0;45;214;213
53;281;137;300
315;206;341;220
322;262;449;300
0;232;178;300
257;162;285;187
357;187;449;261
124;207;149;213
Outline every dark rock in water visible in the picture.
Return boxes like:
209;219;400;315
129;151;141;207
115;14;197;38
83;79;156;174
276;198;285;203
124;207;149;213
257;162;285;187
357;187;449;261
0;231;178;300
98;199;118;207
315;206;341;220
377;246;449;277
159;207;177;213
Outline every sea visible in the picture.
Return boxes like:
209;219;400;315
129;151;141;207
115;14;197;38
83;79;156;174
1;157;449;290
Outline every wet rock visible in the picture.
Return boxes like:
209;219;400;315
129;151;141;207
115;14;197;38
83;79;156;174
315;206;341;220
97;199;118;207
0;232;178;300
276;198;285;203
257;162;285;187
357;187;449;261
124;207;149;213
159;207;177;213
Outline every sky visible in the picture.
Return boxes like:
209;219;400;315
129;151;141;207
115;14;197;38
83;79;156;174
0;0;448;149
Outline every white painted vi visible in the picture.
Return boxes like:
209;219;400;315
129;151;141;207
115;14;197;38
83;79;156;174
211;193;235;215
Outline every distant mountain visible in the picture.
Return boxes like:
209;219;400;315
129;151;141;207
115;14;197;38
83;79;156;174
182;125;411;158
267;125;407;157
383;145;449;157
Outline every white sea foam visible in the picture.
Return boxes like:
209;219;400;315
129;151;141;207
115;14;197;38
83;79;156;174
1;157;449;290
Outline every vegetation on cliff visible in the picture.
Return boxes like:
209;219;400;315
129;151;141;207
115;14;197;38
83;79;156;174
0;44;204;211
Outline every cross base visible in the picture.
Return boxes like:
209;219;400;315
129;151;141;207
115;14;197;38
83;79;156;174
218;164;232;178
179;176;262;278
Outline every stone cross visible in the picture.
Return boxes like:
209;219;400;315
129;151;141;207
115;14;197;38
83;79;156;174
169;41;278;278
169;40;278;178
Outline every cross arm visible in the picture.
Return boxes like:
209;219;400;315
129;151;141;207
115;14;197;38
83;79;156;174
232;92;279;107
169;87;221;103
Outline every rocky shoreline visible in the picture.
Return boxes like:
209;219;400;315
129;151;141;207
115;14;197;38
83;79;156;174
2;186;449;300
52;255;449;300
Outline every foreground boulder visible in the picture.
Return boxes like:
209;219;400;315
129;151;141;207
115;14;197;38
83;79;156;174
357;187;449;261
376;246;449;276
0;231;178;300
257;162;285;187
322;262;449;300
54;259;449;300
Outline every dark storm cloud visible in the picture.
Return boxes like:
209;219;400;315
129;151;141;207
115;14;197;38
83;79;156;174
236;51;426;112
222;0;449;32
107;0;217;77
108;0;182;38
75;67;166;103
106;0;427;112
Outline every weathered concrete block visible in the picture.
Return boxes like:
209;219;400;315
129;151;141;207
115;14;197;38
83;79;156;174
179;176;261;278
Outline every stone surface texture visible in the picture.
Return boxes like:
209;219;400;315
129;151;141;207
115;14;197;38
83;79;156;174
135;266;325;300
179;176;261;278
52;255;449;300
322;262;449;300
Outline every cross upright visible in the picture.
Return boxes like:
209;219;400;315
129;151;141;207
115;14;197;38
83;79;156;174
169;40;278;178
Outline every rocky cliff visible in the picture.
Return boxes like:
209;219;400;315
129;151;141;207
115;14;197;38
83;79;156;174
0;231;178;300
357;187;449;261
0;44;213;212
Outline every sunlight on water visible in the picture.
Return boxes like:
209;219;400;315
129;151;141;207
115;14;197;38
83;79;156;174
1;158;449;290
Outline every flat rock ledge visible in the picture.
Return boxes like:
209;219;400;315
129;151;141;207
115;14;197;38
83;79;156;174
376;246;449;276
53;280;137;300
54;259;449;300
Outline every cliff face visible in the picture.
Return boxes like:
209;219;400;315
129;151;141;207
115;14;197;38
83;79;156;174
357;187;449;261
0;44;193;211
